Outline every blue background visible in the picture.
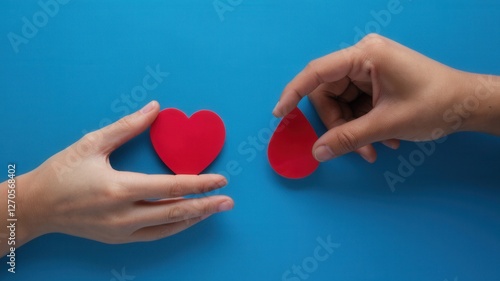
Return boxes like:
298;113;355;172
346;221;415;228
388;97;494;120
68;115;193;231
1;0;500;280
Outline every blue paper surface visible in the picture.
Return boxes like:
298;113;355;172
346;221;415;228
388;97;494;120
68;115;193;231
1;1;499;280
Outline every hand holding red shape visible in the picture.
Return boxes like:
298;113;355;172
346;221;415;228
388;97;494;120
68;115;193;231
150;108;225;174
268;107;319;179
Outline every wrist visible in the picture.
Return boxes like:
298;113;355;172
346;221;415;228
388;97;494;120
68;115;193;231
455;72;500;135
1;180;33;256
19;170;49;241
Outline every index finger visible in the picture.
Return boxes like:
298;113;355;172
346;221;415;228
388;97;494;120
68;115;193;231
273;47;356;118
117;173;228;201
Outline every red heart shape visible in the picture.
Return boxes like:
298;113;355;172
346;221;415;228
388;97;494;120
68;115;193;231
150;108;225;174
268;107;319;179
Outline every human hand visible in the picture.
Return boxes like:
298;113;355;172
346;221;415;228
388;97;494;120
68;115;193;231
1;101;233;256
273;34;500;163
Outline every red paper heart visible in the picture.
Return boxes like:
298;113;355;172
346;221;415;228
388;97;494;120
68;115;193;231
268;107;319;179
150;108;225;174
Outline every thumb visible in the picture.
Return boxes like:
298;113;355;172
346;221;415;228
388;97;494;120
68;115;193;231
312;111;392;162
90;101;160;155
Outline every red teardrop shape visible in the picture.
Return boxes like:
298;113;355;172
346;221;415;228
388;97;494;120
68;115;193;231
268;107;319;179
150;108;225;174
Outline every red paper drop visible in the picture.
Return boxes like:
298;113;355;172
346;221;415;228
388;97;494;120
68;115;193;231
268;107;319;179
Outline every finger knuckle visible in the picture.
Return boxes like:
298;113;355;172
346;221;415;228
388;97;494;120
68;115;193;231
92;215;135;243
305;60;324;85
195;198;217;215
78;132;100;153
155;225;179;240
166;206;186;221
153;229;171;241
116;115;135;132
181;216;202;230
358;33;388;53
168;178;185;197
197;179;215;195
105;214;131;234
102;183;127;201
335;130;359;154
112;219;130;231
363;33;382;41
80;132;97;146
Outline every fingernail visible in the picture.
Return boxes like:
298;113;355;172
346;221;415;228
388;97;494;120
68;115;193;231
216;178;228;188
389;142;400;150
360;153;375;164
218;201;233;212
272;101;281;117
140;101;155;114
389;143;399;150
314;145;335;162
